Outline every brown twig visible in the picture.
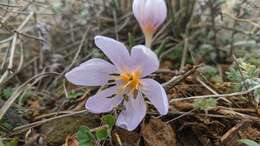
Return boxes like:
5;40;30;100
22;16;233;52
170;84;260;103
162;64;202;91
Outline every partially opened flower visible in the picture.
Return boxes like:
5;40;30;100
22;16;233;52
65;36;168;131
133;0;167;47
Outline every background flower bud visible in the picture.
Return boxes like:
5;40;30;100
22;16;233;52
133;0;167;47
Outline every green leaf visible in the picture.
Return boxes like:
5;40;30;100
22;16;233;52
111;0;119;9
95;128;109;140
226;67;242;82
68;90;84;99
238;139;260;146
128;33;135;48
0;88;12;100
155;40;167;55
101;114;116;128
76;126;95;146
193;98;217;110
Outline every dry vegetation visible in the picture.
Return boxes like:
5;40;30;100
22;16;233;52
0;0;259;146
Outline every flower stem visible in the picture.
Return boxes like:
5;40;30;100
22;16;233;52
144;31;153;48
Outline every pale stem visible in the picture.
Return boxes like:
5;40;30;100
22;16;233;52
144;31;153;48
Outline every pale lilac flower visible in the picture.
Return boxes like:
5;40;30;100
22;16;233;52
65;36;168;131
133;0;167;47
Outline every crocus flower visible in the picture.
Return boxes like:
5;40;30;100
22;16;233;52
65;36;168;131
133;0;167;47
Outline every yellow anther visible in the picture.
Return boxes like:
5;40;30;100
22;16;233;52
117;70;142;97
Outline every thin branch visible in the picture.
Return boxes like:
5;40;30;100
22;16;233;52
0;3;24;7
162;64;202;91
170;84;260;103
196;76;232;104
12;110;88;133
0;12;34;84
223;12;260;29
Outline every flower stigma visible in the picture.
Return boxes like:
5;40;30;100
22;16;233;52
111;70;142;99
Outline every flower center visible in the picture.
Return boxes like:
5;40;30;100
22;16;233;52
120;71;142;91
110;70;142;99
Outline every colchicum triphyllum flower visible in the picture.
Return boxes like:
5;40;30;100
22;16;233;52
133;0;167;47
65;36;169;131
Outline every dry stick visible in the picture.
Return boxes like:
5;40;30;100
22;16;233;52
67;27;88;73
162;64;202;91
12;110;88;133
17;41;24;72
0;57;38;89
0;36;13;44
215;107;260;122
180;37;188;70
0;12;34;84
222;12;260;29
170;84;260;103
153;18;173;43
209;0;220;64
112;9;119;40
14;31;46;41
167;109;196;123
34;111;75;120
220;120;249;144
196;76;232;104
180;3;196;70
0;3;24;7
0;46;9;69
8;11;34;69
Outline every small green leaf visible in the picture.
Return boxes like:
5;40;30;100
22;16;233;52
111;0;119;9
238;139;260;146
155;40;167;55
128;33;135;48
76;126;95;146
68;90;84;99
0;88;12;100
101;114;116;128
194;98;217;110
95;128;108;140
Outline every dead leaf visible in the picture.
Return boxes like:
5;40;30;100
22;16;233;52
141;118;177;146
240;127;260;141
27;100;41;109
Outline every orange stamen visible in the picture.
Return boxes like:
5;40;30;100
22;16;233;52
116;70;142;97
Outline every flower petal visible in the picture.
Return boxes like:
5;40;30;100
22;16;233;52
133;0;147;25
95;36;131;72
85;86;123;114
116;93;146;131
65;58;117;86
130;45;159;77
140;79;168;115
144;0;167;29
133;0;167;29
